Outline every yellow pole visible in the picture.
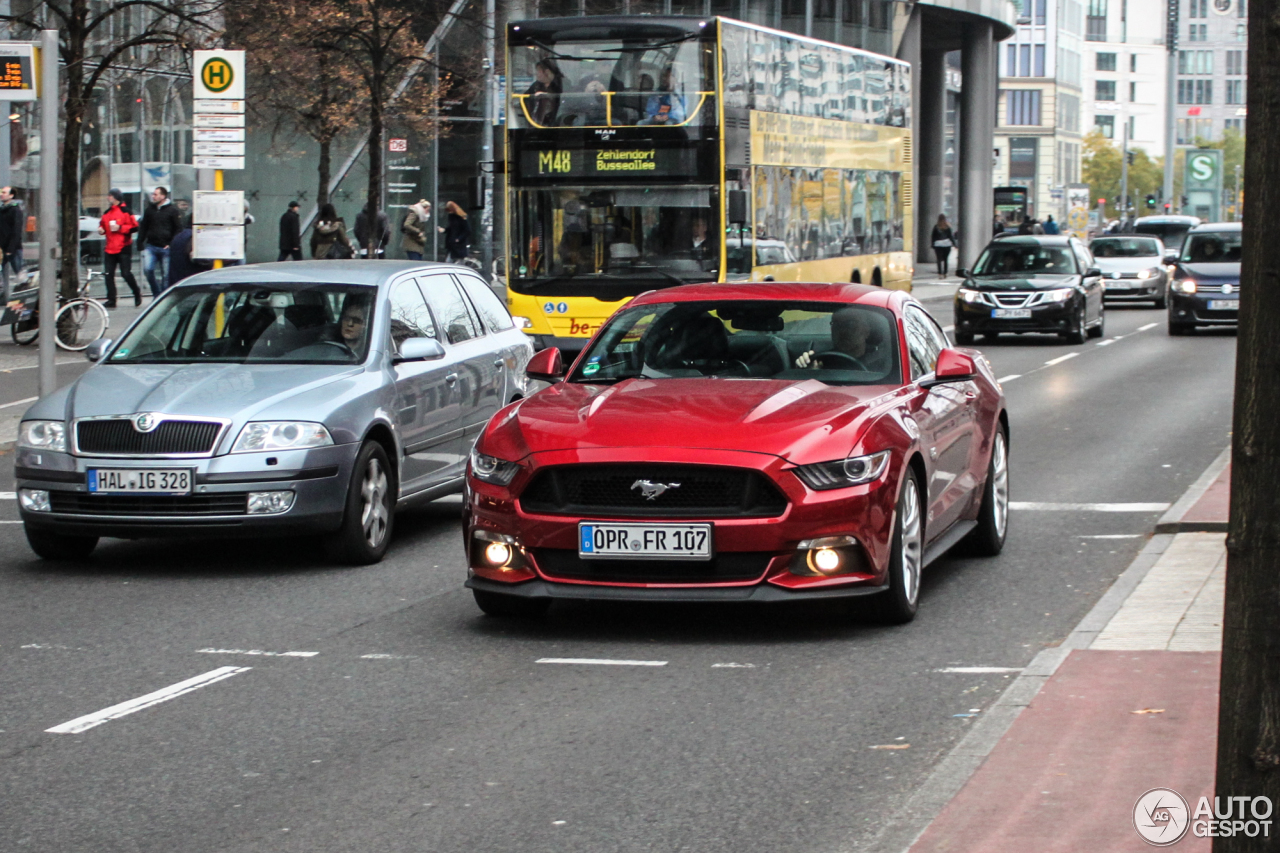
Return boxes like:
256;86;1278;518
213;169;225;335
212;169;224;270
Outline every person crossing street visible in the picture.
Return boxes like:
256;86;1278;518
137;186;182;296
98;188;141;308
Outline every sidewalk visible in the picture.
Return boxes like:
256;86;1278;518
886;450;1231;852
908;272;961;310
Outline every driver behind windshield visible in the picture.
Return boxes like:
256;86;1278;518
794;306;892;374
334;294;371;352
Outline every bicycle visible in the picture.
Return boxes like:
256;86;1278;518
5;269;110;351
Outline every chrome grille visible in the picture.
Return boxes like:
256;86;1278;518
1193;283;1239;294
991;293;1034;308
75;417;225;457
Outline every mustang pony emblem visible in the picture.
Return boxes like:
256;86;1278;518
631;480;681;500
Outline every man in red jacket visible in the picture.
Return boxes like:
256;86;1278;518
98;188;141;308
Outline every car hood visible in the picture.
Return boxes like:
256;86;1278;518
484;378;901;466
1179;262;1241;283
966;273;1078;291
52;362;361;422
1094;257;1163;274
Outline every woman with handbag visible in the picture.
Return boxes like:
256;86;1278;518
931;214;956;279
311;203;354;259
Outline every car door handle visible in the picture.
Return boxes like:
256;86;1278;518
445;373;459;384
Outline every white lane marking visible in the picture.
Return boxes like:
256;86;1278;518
996;374;1021;384
46;666;251;734
0;395;37;410
195;648;318;658
1011;501;1170;512
936;666;1024;674
0;360;81;373
942;324;955;332
1137;322;1158;331
22;643;85;651
536;658;668;667
0;520;21;524
0;492;15;500
360;653;419;660
1095;339;1114;346
1044;352;1079;366
711;662;756;668
1080;533;1143;539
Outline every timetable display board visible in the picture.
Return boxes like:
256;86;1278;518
0;44;37;101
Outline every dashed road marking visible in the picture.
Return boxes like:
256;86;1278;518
536;658;667;667
1011;501;1170;512
936;666;1024;674
46;666;251;734
0;492;14;500
711;662;756;668
360;653;419;660
1044;352;1079;366
1137;322;1158;331
196;648;318;658
1095;339;1114;346
1080;534;1143;539
0;395;37;410
996;374;1021;384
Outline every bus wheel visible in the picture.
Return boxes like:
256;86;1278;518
851;270;861;284
871;269;882;287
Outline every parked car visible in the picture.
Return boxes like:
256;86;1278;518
1167;222;1242;335
1089;235;1169;307
1132;215;1201;264
15;261;533;564
953;235;1105;344
463;282;1009;623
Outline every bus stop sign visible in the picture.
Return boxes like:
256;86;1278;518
193;50;245;100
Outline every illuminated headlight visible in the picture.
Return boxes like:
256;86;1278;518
1043;288;1075;303
792;535;864;576
469;448;521;485
472;529;524;570
1136;268;1156;280
793;450;891;491
247;490;296;514
958;288;986;304
1174;279;1198;294
19;421;66;452
512;315;533;329
19;489;51;512
232;422;333;453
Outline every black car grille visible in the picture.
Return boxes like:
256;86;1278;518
532;549;773;584
50;492;248;517
519;464;788;518
76;419;223;456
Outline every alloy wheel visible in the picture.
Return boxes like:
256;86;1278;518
899;477;923;605
360;457;390;548
991;432;1009;540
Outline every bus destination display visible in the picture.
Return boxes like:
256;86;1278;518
520;147;698;180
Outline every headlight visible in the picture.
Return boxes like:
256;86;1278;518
1174;279;1197;294
958;288;986;304
793;450;891;491
19;420;67;452
1136;268;1156;280
511;315;533;329
231;422;333;453
469;447;521;486
1043;288;1075;303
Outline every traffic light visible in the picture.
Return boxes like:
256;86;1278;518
1164;202;1172;212
1181;195;1189;207
1126;151;1135;165
1146;194;1157;209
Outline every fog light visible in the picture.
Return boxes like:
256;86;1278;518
811;547;841;573
484;541;513;566
19;489;50;512
247;490;296;514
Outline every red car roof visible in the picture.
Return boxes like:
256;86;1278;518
628;282;904;310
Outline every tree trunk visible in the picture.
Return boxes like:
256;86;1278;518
365;81;383;259
58;22;87;301
317;137;331;208
1214;3;1280;851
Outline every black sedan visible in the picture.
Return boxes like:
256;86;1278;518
1168;223;1242;335
953;236;1105;345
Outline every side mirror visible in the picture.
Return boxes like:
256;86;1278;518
85;338;112;363
526;347;564;382
955;268;969;279
1085;267;1102;278
394;336;446;363
920;348;977;389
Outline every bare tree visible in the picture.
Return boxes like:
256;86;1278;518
1;0;221;297
1216;3;1280;850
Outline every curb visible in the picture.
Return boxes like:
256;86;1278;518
1154;445;1230;534
862;446;1232;853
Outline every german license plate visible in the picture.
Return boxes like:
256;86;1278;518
1104;281;1133;291
578;522;712;560
1207;300;1237;310
992;308;1032;319
87;468;193;495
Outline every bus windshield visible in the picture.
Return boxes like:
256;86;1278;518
509;35;713;128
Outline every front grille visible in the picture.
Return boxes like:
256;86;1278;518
991;292;1033;308
520;464;788;518
76;419;223;456
1193;283;1240;294
49;492;248;516
533;549;772;584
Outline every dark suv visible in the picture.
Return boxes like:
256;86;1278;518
953;236;1105;345
1168;222;1242;335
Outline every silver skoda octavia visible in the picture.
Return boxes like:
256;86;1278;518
14;261;533;564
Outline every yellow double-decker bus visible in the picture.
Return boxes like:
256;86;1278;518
505;16;912;350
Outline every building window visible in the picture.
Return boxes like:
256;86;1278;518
1096;80;1116;101
1086;0;1107;40
1130;53;1137;72
1128;115;1136;141
1176;117;1213;144
1187;0;1206;17
1239;0;1246;17
1236;23;1246;41
1016;0;1030;22
1095;114;1115;138
1035;0;1046;24
1196;79;1213;104
1020;44;1031;76
1130;81;1137;102
1178;50;1214;74
1007;44;1017;76
1224;118;1244;134
1057;92;1080;133
1187;23;1207;41
1009;138;1038;180
1096;52;1117;71
1006;89;1043;125
1226;79;1245;105
1034;45;1046;77
1177;79;1193;104
1226;51;1243;75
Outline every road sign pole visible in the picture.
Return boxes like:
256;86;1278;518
37;29;57;399
212;169;224;269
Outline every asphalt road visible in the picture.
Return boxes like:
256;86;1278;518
0;302;1237;853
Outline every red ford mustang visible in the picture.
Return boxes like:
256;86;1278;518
463;283;1009;623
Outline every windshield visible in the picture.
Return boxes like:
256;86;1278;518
1090;237;1161;258
109;284;377;364
1134;222;1193;249
509;36;713;128
511;186;717;292
569;300;901;386
972;244;1078;276
1181;232;1243;264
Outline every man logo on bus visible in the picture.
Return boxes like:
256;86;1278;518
201;57;234;94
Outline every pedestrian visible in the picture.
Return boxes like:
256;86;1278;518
354;199;390;259
1017;217;1034;236
311;203;354;259
278;201;302;261
930;214;956;278
167;225;212;286
992;213;1004;237
440;200;471;262
137;186;182;296
1043;214;1060;235
401;199;430;261
1031;218;1045;235
0;186;24;299
98;188;142;308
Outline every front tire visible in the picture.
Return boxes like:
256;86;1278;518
954;330;975;345
962;427;1009;556
1062;308;1087;344
872;468;924;624
1168;320;1193;336
324;441;395;565
25;525;98;560
472;589;552;617
1087;306;1105;339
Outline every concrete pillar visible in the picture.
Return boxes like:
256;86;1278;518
895;8;923;266
958;20;995;271
916;52;946;266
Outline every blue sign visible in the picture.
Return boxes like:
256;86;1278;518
543;302;555;314
580;525;595;553
557;302;569;314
